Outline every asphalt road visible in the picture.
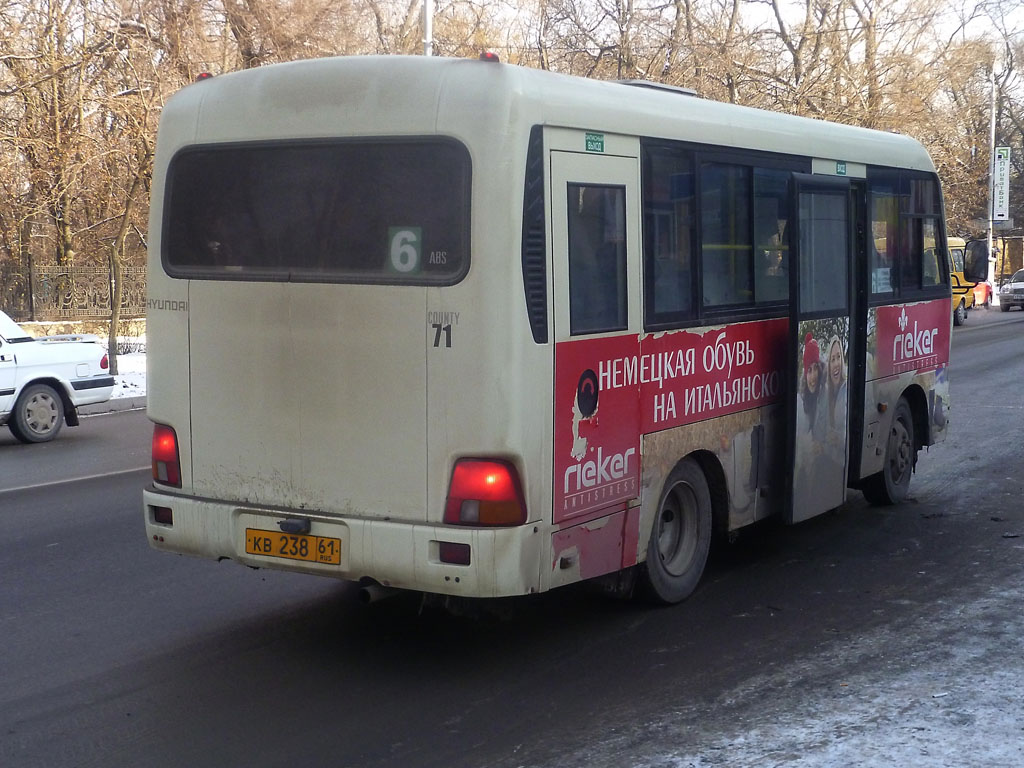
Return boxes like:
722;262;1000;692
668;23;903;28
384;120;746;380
1;308;1022;768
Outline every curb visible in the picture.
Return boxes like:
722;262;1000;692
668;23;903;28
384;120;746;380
79;396;147;416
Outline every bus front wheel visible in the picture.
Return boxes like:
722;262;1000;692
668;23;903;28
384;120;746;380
953;301;966;326
862;397;915;506
638;458;712;604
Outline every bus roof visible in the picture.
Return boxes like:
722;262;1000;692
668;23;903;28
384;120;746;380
163;55;935;174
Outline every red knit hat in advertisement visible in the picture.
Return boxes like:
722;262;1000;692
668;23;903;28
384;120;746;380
803;333;820;374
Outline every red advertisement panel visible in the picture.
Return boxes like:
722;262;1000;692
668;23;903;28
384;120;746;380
553;318;789;522
872;299;950;379
637;318;788;433
554;335;640;523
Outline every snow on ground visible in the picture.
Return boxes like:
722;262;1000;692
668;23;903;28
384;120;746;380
540;574;1024;768
110;349;146;399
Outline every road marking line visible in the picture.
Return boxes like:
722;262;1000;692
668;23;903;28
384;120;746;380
0;465;149;495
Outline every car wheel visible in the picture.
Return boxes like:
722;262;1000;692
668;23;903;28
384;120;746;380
953;301;966;326
638;458;712;604
1000;302;1010;312
862;397;915;506
9;383;65;443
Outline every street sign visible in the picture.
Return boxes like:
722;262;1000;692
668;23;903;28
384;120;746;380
994;146;1011;221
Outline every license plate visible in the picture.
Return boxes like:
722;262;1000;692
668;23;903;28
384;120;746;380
245;528;342;565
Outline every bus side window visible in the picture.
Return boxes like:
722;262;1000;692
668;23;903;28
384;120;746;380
753;168;790;303
798;189;849;313
918;222;943;288
869;177;898;297
567;184;628;335
951;248;965;273
900;175;943;291
701;163;752;307
642;143;695;327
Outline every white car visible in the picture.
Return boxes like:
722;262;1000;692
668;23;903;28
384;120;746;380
999;269;1024;312
0;311;115;443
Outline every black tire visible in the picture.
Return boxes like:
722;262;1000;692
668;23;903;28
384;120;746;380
638;458;712;604
1000;303;1010;312
953;301;966;326
861;397;915;506
9;383;65;443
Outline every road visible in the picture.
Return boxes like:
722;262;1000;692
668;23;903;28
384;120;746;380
1;309;1022;768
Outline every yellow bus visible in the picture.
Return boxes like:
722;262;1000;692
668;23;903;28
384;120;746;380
949;237;975;325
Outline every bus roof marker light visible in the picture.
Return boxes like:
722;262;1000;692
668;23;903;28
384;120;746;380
479;52;500;63
444;458;526;526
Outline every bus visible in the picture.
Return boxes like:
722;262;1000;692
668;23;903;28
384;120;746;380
948;237;975;324
143;55;988;604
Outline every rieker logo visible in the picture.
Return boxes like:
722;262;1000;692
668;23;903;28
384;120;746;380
892;306;938;364
563;446;636;494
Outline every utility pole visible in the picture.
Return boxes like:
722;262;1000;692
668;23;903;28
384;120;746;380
423;0;433;57
988;62;996;291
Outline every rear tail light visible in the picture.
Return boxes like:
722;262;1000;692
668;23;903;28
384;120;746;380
444;458;526;526
152;424;181;487
100;353;109;370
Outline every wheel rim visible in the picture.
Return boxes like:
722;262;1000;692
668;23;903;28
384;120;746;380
656;481;700;577
887;416;912;486
24;392;59;435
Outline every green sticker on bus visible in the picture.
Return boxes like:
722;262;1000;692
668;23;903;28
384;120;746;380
585;133;605;153
388;227;422;274
836;161;847;176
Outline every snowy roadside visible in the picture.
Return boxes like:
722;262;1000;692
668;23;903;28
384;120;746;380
524;574;1024;768
109;350;147;400
77;348;146;416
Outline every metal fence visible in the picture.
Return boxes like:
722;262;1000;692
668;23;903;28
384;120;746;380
1;265;146;322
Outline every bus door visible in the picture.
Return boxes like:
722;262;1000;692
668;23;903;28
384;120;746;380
550;149;642;529
786;174;853;524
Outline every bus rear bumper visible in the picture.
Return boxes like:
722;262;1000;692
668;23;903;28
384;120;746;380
143;489;543;598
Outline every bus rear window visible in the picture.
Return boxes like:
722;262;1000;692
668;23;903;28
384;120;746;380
163;139;470;284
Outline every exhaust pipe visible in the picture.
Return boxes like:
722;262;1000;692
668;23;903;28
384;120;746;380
358;583;400;604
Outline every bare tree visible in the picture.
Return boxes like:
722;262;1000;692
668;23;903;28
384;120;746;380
2;0;1022;342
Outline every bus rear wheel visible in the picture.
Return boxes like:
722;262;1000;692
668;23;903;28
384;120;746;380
638;458;712;604
861;397;915;506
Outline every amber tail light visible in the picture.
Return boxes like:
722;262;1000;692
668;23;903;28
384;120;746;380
444;459;526;526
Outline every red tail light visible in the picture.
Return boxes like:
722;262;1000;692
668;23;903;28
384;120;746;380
444;459;526;526
152;424;181;487
100;353;109;370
